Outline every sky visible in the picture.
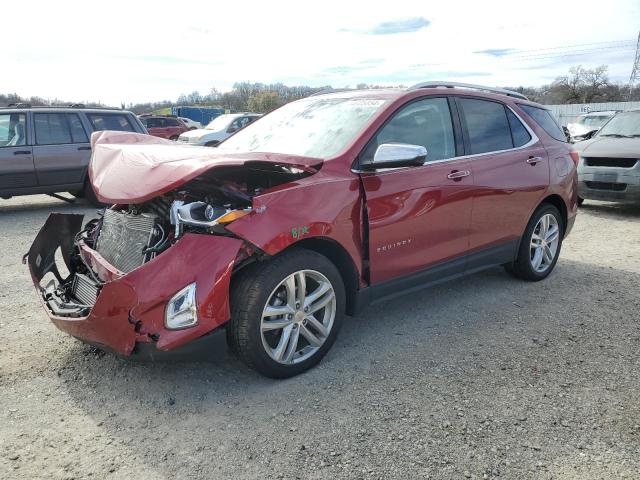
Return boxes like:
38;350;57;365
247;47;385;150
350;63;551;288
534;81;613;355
3;0;639;106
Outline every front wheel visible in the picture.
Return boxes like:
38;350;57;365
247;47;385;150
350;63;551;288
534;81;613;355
227;249;345;378
506;204;563;281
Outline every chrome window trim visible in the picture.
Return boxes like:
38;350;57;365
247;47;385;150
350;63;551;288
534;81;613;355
352;104;539;174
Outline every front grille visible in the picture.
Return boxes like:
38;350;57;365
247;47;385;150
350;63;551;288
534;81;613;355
72;273;99;306
584;157;638;168
585;181;627;191
95;209;160;273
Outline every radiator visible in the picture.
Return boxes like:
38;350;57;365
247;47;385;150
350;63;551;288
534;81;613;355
71;273;99;306
94;209;160;273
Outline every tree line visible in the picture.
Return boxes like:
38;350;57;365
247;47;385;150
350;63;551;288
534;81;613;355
2;66;639;114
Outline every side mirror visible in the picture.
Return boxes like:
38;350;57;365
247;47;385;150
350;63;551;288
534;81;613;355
362;143;427;170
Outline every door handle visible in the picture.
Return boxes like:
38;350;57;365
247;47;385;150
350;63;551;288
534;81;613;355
526;156;542;165
13;150;31;155
447;170;470;180
77;146;91;151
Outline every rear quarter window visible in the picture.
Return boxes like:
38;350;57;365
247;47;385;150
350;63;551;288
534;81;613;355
519;105;566;142
458;98;513;154
87;113;135;132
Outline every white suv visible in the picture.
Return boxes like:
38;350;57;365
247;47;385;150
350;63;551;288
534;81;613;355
178;113;261;146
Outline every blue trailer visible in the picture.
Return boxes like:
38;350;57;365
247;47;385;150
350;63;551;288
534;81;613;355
171;106;225;126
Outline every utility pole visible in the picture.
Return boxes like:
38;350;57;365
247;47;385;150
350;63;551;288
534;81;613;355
629;31;640;98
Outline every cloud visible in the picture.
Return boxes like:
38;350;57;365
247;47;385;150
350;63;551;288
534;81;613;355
341;17;430;35
114;55;223;66
474;48;516;57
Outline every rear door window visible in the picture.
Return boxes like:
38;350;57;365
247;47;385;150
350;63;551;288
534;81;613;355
506;109;531;147
519;105;566;142
34;113;89;144
165;118;180;127
35;113;72;144
458;98;513;154
87;113;135;132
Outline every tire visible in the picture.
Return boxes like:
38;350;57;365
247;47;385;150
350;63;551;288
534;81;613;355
506;204;563;281
169;135;179;141
577;196;585;206
83;180;105;207
69;189;85;199
227;248;345;378
205;141;220;147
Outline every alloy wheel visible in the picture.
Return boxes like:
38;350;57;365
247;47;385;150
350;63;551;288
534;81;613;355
529;213;560;273
260;270;336;365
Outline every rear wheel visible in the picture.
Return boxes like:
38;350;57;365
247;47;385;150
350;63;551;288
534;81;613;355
227;249;345;378
169;135;179;141
506;204;563;281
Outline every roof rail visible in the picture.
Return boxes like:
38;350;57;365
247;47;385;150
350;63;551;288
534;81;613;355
0;104;123;110
408;81;528;100
310;88;354;97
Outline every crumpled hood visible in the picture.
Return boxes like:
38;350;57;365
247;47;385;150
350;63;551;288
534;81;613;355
574;136;640;157
89;131;322;204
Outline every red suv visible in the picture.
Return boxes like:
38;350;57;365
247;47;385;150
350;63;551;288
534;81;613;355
139;115;189;140
27;83;578;378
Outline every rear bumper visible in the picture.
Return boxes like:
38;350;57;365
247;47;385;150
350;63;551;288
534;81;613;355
27;213;243;355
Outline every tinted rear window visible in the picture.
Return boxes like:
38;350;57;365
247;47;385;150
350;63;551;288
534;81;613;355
519;105;566;142
459;98;513;154
506;109;531;147
87;113;135;132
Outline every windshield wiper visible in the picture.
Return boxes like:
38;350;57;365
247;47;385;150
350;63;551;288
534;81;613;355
600;134;633;138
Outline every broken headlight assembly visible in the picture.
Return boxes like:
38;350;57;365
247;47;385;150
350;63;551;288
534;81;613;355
165;282;198;329
170;200;251;238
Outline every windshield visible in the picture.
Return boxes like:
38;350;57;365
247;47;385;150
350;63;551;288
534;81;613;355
205;115;237;130
218;96;388;159
598;112;640;137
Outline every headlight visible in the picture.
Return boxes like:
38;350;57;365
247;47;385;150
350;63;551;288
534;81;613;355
165;283;198;329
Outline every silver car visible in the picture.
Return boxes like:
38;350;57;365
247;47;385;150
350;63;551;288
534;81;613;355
575;110;640;205
0;105;146;205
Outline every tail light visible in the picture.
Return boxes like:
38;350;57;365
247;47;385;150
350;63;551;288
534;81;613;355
569;151;580;166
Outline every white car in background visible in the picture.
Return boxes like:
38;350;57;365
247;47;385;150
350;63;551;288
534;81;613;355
178;117;202;130
178;113;261;146
567;110;619;142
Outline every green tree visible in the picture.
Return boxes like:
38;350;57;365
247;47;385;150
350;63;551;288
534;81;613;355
247;91;283;113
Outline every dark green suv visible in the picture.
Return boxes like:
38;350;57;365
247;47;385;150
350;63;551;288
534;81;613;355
0;104;146;204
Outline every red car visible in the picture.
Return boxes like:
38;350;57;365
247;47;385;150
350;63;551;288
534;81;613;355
139;115;189;140
27;83;578;378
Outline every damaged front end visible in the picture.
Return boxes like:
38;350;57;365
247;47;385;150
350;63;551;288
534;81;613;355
27;157;316;355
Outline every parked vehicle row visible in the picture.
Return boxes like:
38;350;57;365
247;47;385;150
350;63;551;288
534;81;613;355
0;105;146;204
177;113;261;146
27;83;578;378
574;109;640;204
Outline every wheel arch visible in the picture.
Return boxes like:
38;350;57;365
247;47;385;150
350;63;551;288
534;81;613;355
288;237;360;316
539;194;568;236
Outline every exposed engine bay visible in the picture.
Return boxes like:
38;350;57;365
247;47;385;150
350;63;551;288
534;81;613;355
37;163;313;318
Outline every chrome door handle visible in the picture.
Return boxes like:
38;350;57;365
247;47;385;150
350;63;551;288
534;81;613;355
447;170;470;180
526;156;542;164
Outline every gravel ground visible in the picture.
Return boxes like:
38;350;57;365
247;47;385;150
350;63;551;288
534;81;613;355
1;195;639;480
